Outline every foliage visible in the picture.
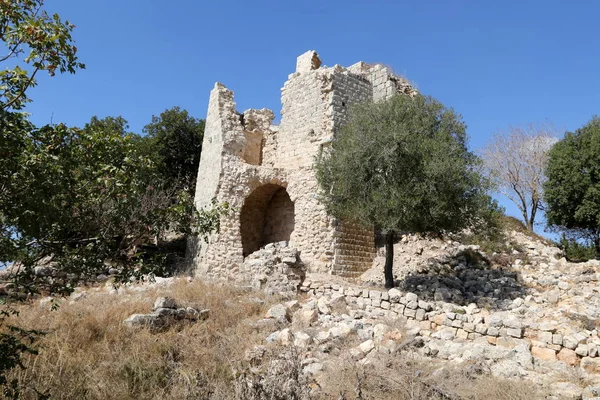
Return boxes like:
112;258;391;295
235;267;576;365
315;94;490;287
0;112;223;394
558;235;597;262
0;113;223;295
544;116;600;254
142;107;205;191
458;201;510;254
0;306;44;400
0;2;86;394
0;0;85;110
480;124;557;231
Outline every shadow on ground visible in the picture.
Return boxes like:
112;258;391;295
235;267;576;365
397;249;530;311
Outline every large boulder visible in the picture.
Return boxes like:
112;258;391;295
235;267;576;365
265;304;291;323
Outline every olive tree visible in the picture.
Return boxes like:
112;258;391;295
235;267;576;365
315;94;489;288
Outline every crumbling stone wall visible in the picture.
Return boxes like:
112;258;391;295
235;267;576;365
191;50;416;286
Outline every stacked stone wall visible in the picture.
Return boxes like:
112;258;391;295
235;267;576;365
348;62;416;101
284;169;336;273
273;70;329;169
332;222;377;277
241;130;263;165
329;70;372;132
299;280;600;368
197;160;289;279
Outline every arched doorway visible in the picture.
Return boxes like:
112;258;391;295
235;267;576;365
240;184;295;257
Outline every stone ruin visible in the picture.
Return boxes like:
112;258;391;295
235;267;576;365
190;50;416;293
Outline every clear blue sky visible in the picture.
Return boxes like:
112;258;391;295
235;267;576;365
24;1;600;234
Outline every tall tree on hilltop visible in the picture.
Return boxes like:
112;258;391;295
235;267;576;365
480;124;557;231
315;94;491;288
545;116;600;256
143;107;205;192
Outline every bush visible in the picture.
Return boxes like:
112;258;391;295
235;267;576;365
545;116;600;254
558;235;597;262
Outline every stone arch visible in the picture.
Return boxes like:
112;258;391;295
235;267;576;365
240;184;295;257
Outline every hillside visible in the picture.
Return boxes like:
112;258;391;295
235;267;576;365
4;225;600;399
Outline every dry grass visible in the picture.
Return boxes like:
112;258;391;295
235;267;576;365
4;279;545;400
501;216;552;246
320;352;539;400
5;279;276;399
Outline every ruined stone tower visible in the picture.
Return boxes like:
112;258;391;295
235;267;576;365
191;51;415;289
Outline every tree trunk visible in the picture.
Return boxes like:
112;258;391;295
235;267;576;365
384;230;395;289
528;199;539;232
595;234;600;259
526;219;534;232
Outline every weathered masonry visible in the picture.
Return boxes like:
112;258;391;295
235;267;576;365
191;51;416;288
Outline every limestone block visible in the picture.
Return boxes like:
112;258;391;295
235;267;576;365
418;300;432;311
487;327;500;337
293;309;318;328
507;328;523;338
576;344;589;357
456;329;469;340
563;335;579;350
276;328;293;346
369;290;382;300
531;346;557;361
406;300;418;310
405;292;418;302
293;331;312;348
557;348;579;365
317;297;331;315
153;297;177;310
537;331;553;344
358;339;375;354
431;314;446;326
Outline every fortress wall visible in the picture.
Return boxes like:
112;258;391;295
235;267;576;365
327;69;377;276
272;70;329;170
191;51;416;282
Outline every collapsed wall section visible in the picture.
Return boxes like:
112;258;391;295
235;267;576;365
191;83;287;279
240;184;294;257
347;61;416;101
191;50;417;284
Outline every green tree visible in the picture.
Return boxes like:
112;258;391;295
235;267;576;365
545;116;600;255
0;1;84;393
142;107;205;191
1;114;223;291
0;0;84;110
315;94;489;288
0;112;225;396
